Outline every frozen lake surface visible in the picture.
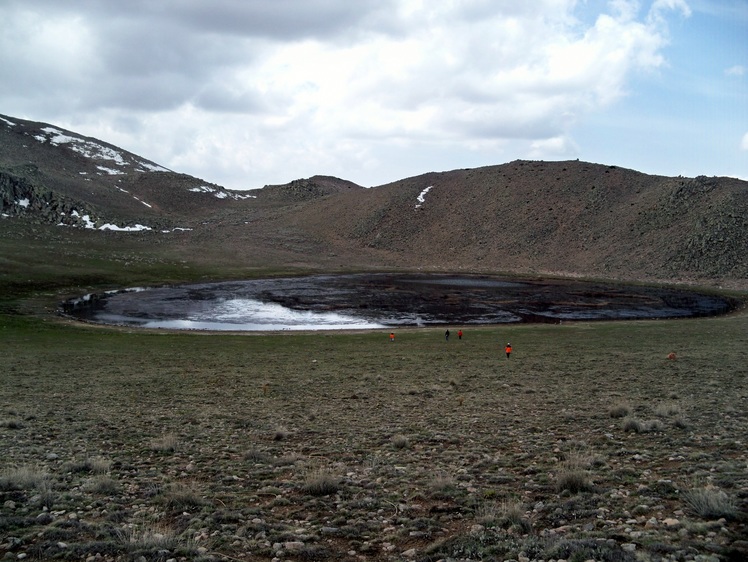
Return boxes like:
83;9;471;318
62;273;736;331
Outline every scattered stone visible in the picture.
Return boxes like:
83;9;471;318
284;541;304;551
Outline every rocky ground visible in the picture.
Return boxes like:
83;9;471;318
1;315;747;561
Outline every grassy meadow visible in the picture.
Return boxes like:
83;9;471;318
1;230;746;561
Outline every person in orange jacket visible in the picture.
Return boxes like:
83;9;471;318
505;342;512;358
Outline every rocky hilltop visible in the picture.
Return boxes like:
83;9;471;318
0;114;252;231
1;113;746;288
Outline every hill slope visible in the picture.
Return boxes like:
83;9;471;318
289;161;747;285
1;114;746;288
0;114;254;230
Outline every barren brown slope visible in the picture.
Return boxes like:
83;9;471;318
3;113;746;288
275;161;748;287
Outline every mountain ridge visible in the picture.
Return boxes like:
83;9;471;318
2;114;746;289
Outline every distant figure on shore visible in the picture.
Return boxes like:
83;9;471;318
445;329;450;341
390;332;395;342
505;342;512;358
458;329;463;340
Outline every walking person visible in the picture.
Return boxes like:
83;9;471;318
505;342;512;359
445;329;450;341
390;332;395;342
458;329;463;340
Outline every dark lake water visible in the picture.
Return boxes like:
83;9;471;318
62;273;736;331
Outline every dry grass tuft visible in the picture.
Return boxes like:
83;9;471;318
475;499;529;530
655;402;682;417
429;471;456;493
622;417;644;433
391;434;410;449
622;417;665;433
86;475;120;495
160;483;206;511
556;450;595;493
682;486;737;520
63;456;111;474
273;425;289;441
556;467;593;494
302;468;340;496
608;401;632;418
0;465;50;491
151;433;178;452
274;453;303;466
244;448;272;463
0;418;24;429
117;521;184;552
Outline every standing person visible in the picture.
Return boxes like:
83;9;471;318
505;342;512;359
458;329;463;340
390;332;395;342
445;329;450;341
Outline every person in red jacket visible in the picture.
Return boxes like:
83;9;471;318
505;342;512;358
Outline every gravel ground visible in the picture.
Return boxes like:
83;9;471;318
2;317;747;561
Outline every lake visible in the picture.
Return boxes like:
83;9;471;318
61;273;736;331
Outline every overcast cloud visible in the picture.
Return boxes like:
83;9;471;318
1;0;746;189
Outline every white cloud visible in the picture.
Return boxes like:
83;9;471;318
725;65;745;77
0;0;704;188
529;136;579;159
741;132;748;151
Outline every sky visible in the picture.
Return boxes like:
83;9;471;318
1;0;746;190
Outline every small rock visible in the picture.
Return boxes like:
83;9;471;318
402;548;417;558
663;518;680;528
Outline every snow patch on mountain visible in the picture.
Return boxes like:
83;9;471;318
33;126;170;174
415;185;433;208
189;185;257;200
